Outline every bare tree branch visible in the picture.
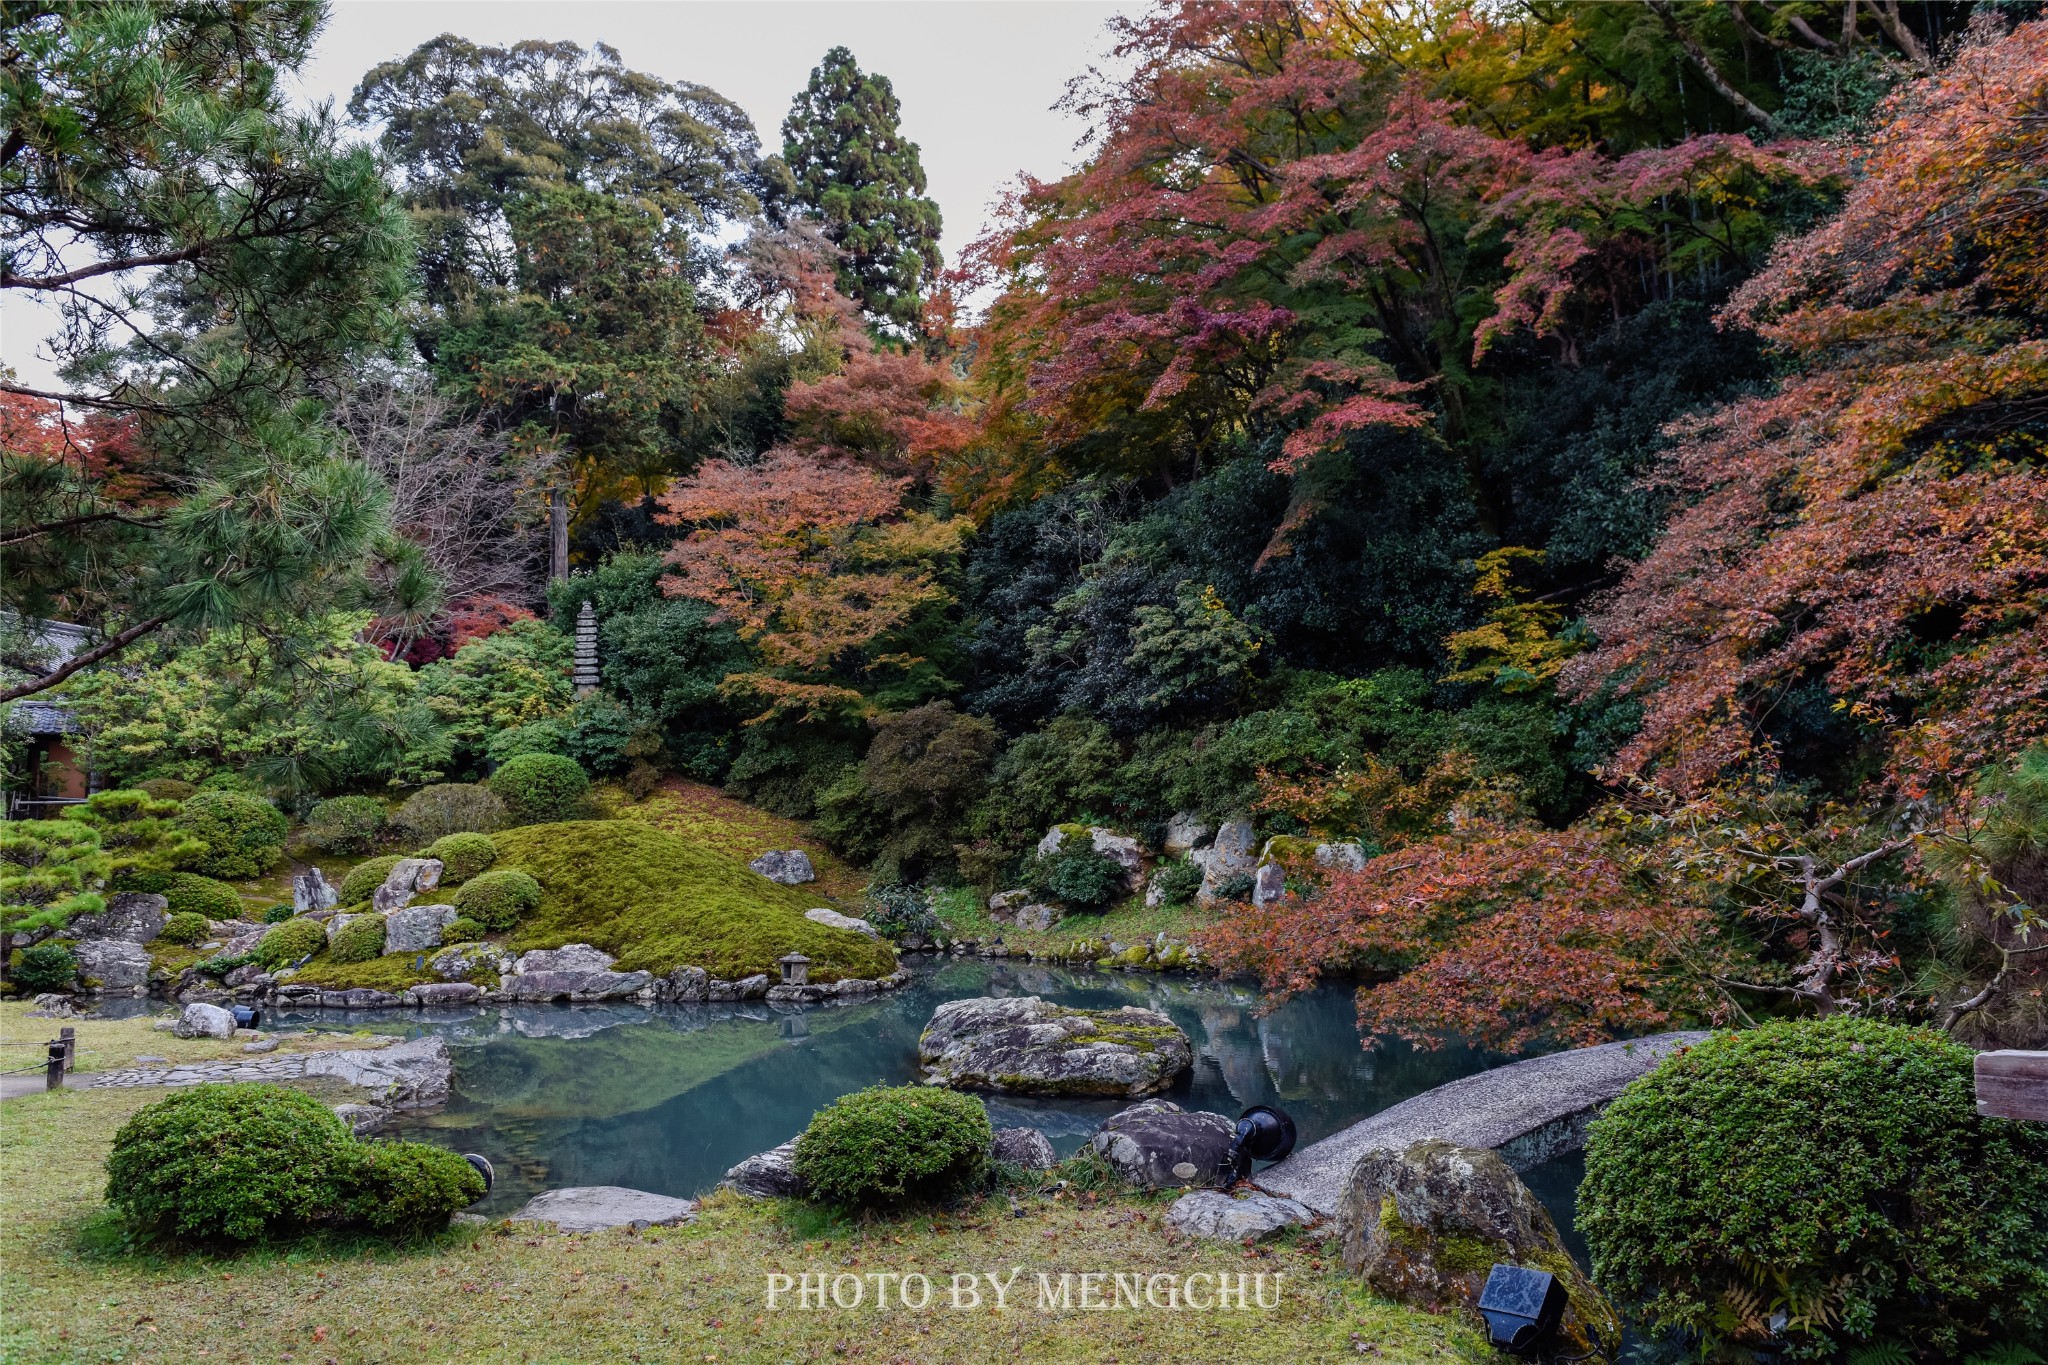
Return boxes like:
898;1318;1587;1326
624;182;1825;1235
1650;1;1786;136
0;614;171;703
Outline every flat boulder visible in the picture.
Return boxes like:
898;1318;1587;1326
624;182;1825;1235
74;938;151;995
722;1140;804;1199
408;982;484;1007
503;944;652;1002
68;892;168;944
172;1001;237;1039
302;1035;451;1108
1089;1100;1236;1189
918;996;1192;1097
332;1103;391;1136
990;1127;1058;1171
1166;1190;1315;1242
384;903;457;954
749;849;815;885
1339;1139;1617;1356
804;907;878;936
372;857;443;913
508;1186;697;1233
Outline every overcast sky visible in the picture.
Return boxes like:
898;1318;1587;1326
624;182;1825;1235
4;0;1130;390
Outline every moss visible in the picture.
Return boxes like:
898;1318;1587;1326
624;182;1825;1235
490;821;896;982
1111;943;1153;968
288;950;435;993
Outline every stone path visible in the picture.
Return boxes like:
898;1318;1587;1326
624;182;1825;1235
1252;1030;1706;1216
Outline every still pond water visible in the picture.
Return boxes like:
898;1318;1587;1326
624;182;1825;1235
271;956;1586;1245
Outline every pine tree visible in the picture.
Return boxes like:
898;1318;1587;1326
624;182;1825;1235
782;48;943;335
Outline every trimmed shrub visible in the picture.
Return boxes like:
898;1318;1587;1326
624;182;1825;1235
1025;839;1127;910
442;916;484;943
104;1084;357;1242
158;911;210;945
338;856;403;907
794;1085;992;1208
261;902;295;924
10;941;77;992
454;869;541;932
1581;1018;2048;1360
176;791;288;879
391;783;507;844
489;753;589;825
112;870;242;921
327;914;387;965
303;796;387;855
135;777;197;803
255;918;325;970
344;1142;486;1233
424;832;495;883
1149;856;1205;906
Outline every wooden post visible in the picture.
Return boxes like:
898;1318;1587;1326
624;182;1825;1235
44;1040;65;1091
549;488;569;583
1975;1050;2048;1122
59;1026;74;1073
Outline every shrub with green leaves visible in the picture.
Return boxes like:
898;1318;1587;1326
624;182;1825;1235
0;819;109;946
489;752;589;825
158;912;210;945
255;918;325;970
391;783;507;844
262;902;295;924
10;941;78;992
103;1084;481;1244
303;795;387;854
454;869;540;931
62;788;205;876
1149;856;1205;906
136;778;197;803
1024;837;1128;910
338;855;403;906
793;1085;992;1208
1580;1018;2048;1361
176;791;288;879
154;872;241;921
327;914;386;964
861;883;941;940
442;916;483;943
424;832;495;883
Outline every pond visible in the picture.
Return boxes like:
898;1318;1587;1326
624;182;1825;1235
267;956;1587;1244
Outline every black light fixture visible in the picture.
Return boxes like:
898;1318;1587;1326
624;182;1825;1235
229;1004;262;1030
462;1153;494;1194
1221;1104;1297;1181
1476;1265;1565;1353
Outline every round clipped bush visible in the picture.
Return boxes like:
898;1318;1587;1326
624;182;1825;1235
165;872;242;921
338;855;404;907
1581;1018;2048;1359
327;914;387;965
343;1142;486;1233
391;783;507;845
1026;840;1127;910
488;753;589;825
255;918;325;970
135;777;197;803
104;1084;357;1242
424;832;495;883
454;869;541;931
303;796;387;855
158;911;210;945
442;916;484;943
793;1085;992;1208
176;791;288;879
10;941;78;992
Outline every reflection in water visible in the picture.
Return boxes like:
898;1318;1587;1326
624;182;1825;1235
272;958;1520;1215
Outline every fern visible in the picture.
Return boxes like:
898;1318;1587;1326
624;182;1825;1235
1847;1344;1912;1365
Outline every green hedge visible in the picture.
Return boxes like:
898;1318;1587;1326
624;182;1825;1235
442;916;484;943
339;856;403;907
425;832;496;883
1580;1017;2048;1360
10;942;77;992
255;918;325;970
489;753;589;825
454;869;540;932
304;796;387;855
327;915;386;965
103;1084;482;1243
794;1085;991;1208
120;870;244;921
158;911;210;945
176;791;288;879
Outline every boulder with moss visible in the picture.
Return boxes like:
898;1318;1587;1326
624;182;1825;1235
1339;1139;1617;1357
917;996;1192;1097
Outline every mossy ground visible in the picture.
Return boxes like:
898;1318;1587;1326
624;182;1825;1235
930;886;1224;964
604;777;869;901
493;821;896;982
0;1084;1498;1365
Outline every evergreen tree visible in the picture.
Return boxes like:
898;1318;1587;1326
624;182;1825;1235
782;48;942;335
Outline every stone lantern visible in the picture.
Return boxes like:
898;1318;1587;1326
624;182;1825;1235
573;600;599;696
777;952;811;987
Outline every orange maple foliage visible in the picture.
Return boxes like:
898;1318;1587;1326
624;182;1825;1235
1569;17;2048;799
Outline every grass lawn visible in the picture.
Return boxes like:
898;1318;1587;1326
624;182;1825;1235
930;887;1225;963
0;1084;1498;1365
0;1001;393;1076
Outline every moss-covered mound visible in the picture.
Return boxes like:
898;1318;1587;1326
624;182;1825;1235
489;821;896;982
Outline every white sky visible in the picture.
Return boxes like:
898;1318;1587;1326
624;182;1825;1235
3;0;1130;391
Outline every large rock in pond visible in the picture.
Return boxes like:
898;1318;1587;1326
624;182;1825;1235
384;903;457;954
990;1127;1058;1171
372;857;443;913
503;943;651;1002
1089;1100;1236;1189
172;1001;237;1039
508;1186;697;1232
918;996;1192;1097
722;1140;804;1199
67;892;168;944
749;849;815;885
74;938;152;995
1339;1139;1617;1356
1166;1189;1315;1242
301;1035;451;1109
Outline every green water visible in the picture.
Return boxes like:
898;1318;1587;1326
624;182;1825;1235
300;957;1570;1220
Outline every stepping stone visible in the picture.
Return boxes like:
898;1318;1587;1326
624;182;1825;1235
506;1186;697;1232
1165;1189;1314;1242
